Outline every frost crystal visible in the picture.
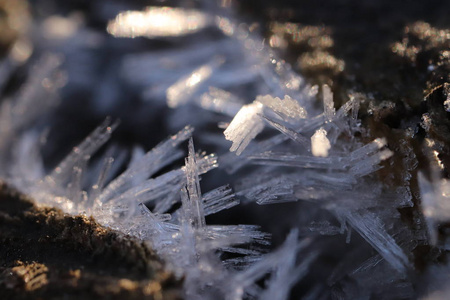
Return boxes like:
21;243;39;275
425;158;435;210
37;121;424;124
182;138;206;228
256;94;307;120
200;87;242;116
311;127;331;157
224;101;265;155
47;118;119;187
0;1;438;299
323;84;336;122
167;59;222;108
0;54;63;151
203;185;238;216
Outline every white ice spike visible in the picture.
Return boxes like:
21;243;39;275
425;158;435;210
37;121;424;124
182;138;206;228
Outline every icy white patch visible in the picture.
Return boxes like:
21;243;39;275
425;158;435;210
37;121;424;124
167;59;222;108
221;92;361;172
311;127;331;157
224;101;264;155
323;84;335;122
256;94;307;120
199;87;242;117
107;7;211;38
182;138;206;228
42;15;81;40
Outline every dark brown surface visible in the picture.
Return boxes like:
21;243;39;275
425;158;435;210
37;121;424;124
0;182;182;300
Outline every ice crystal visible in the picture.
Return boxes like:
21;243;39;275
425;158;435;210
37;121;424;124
255;94;307;120
224;101;264;155
107;7;211;38
418;169;450;247
0;54;63;151
311;127;331;157
322;84;335;122
200;87;242;116
0;1;442;299
167;59;222;108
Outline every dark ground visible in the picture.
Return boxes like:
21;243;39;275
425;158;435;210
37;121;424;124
0;182;181;299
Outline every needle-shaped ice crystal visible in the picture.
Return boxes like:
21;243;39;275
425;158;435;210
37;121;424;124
182;138;206;228
199;87;242;117
99;125;193;204
167;59;222;108
203;185;239;216
323;84;335;122
256;94;307;120
47;117;119;187
224;101;264;155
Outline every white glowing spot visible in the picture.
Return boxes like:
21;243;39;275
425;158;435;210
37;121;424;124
186;73;202;87
433;150;444;170
421;113;432;131
374;137;387;148
256;94;307;120
215;16;234;36
107;7;210;38
167;62;215;108
224;102;264;155
269;34;288;49
425;138;435;147
11;39;33;63
42;15;81;39
311;128;331;157
200;87;242;116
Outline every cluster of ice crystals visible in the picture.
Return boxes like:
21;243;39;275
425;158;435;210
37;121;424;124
228;230;316;300
255;94;307;120
224;101;265;155
1;1;445;299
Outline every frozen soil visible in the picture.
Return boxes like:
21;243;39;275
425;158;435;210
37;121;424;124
0;182;181;300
